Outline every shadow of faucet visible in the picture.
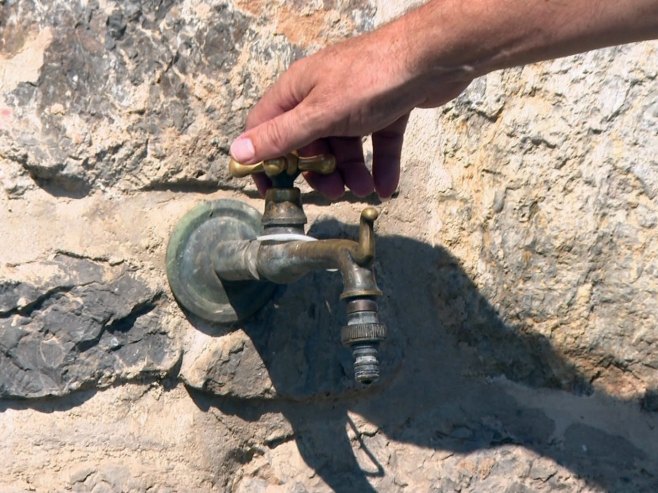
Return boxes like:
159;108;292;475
187;216;658;492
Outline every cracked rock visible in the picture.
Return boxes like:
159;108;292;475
0;253;180;398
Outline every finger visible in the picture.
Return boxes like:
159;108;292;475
298;139;329;157
330;137;374;197
245;60;313;130
231;101;324;164
371;114;409;198
300;139;346;200
252;140;328;197
303;171;345;200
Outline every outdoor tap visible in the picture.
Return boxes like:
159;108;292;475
166;152;388;384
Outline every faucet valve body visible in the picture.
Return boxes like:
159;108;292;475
262;188;307;235
167;153;389;387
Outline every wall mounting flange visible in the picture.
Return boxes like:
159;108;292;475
166;199;276;324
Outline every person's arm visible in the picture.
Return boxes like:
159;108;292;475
230;0;658;198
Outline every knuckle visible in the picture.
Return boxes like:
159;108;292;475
264;120;287;154
302;97;338;134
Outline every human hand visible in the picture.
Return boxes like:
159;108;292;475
229;13;471;199
230;0;658;199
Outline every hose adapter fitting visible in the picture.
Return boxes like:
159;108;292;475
341;298;388;385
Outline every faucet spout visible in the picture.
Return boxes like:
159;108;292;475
211;206;388;385
253;237;387;385
255;237;382;300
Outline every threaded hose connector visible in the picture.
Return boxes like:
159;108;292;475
341;323;387;385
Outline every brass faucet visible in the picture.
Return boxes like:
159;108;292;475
166;153;387;384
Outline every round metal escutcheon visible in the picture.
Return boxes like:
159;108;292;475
166;199;277;324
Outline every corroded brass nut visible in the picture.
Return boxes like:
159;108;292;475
340;323;387;346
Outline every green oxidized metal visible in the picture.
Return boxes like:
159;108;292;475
165;199;276;324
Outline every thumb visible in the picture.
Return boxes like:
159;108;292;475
230;103;321;164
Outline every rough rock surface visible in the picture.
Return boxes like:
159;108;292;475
0;0;372;196
0;252;179;398
1;0;657;492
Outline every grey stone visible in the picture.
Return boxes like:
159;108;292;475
503;483;535;493
563;423;650;489
528;460;558;482
0;253;180;398
0;0;254;196
1;0;657;491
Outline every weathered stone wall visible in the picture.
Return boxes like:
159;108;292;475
1;0;657;491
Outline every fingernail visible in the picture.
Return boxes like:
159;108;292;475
230;136;255;163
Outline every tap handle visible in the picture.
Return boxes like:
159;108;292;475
356;207;379;265
228;157;287;178
229;152;336;178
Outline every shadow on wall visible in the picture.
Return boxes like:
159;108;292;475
189;215;658;492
